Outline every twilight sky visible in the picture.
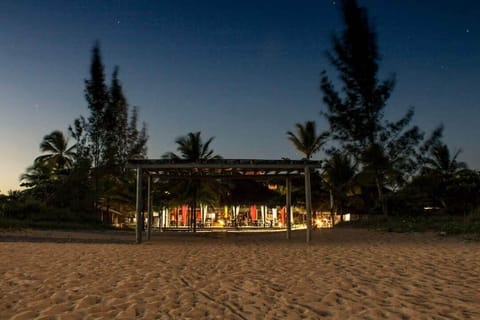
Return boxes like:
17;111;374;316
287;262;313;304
1;0;479;192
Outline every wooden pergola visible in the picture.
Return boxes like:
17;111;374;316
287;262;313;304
127;159;322;243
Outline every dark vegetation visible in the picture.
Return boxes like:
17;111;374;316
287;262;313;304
1;43;147;229
336;211;480;237
286;0;480;234
1;0;478;235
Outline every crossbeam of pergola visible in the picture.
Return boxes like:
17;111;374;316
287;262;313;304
127;159;322;243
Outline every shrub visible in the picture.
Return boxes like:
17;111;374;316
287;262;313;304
338;212;480;235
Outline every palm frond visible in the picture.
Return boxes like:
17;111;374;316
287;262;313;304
287;121;328;159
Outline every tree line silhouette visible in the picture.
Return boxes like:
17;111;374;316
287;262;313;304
286;0;479;224
1;0;478;230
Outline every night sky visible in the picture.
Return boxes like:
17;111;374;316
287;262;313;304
1;0;479;192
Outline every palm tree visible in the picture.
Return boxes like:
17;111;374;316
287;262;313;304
164;132;219;161
287;121;328;235
323;152;357;225
20;161;53;188
287;121;328;159
163;132;221;232
420;143;468;211
20;161;55;201
423;143;467;178
35;130;76;172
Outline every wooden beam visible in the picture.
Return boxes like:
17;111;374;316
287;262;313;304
127;158;322;171
139;173;304;180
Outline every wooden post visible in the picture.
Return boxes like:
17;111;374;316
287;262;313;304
286;177;292;240
304;166;312;243
329;188;335;228
136;168;143;244
147;175;153;241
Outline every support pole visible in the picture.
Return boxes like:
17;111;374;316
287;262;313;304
329;188;335;228
136;168;143;244
286;177;292;240
147;175;153;241
304;166;312;243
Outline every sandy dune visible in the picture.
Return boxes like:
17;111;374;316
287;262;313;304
0;229;479;319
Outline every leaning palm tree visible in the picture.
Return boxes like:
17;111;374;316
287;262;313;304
163;131;221;232
287;121;328;159
35;130;76;172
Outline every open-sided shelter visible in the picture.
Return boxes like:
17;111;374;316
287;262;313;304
127;159;322;243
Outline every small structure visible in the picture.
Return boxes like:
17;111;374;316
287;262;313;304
126;159;322;243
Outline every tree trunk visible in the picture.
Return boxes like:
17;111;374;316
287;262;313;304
329;189;335;228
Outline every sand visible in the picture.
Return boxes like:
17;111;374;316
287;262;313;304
0;229;479;319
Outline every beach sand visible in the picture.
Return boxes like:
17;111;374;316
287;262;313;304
0;229;479;319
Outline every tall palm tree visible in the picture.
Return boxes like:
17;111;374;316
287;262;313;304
287;121;328;237
163;131;221;232
287;121;328;159
35;130;76;172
